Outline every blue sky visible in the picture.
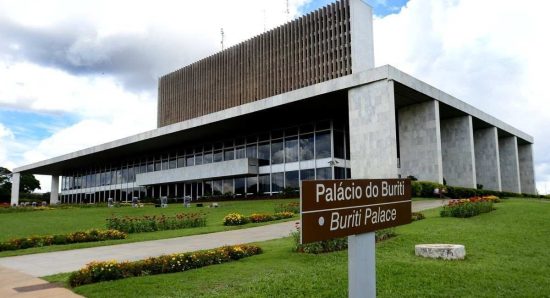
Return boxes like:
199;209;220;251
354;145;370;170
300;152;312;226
0;0;549;194
301;0;408;16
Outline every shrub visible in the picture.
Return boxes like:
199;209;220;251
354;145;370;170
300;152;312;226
291;224;397;254
0;229;127;252
248;213;274;223
223;213;249;226
223;211;295;226
68;244;262;287
411;181;446;197
440;197;495;218
106;213;206;233
411;212;425;221
273;211;294;220
274;202;300;214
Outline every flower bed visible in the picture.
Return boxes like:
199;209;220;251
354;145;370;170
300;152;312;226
440;196;497;218
0;206;54;214
0;229;127;252
106;213;206;233
411;212;426;221
68;244;262;287
223;212;294;226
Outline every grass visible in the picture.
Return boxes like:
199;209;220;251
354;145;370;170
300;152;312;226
0;199;298;257
45;198;550;297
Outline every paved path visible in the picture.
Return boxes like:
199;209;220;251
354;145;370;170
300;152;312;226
0;266;82;298
0;199;448;279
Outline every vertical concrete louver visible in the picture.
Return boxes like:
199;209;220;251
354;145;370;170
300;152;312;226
158;0;354;127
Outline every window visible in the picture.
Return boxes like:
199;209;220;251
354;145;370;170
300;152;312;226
300;134;314;160
235;178;245;195
334;130;345;159
224;148;234;161
300;169;315;181
203;152;213;164
204;181;212;196
246;176;258;194
271;172;284;192
185;155;193;166
223;179;233;194
213;150;223;162
213;180;223;195
154;161;161;171
246;144;257;158
259;174;270;194
285;137;299;162
316;167;332;180
195;153;203;165
271;139;284;164
258;142;270;166
335;167;346;179
162;159;169;170
177;156;185;168
236;146;246;159
285;171;299;189
315;131;331;159
169;158;176;169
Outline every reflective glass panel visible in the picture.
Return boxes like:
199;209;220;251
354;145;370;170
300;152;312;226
235;178;245;195
258;142;270;166
271;139;284;164
299;134;314;161
246;176;258;194
300;169;315;181
285;137;299;162
285;171;299;189
315;131;331;159
259;174;270;193
316;167;332;180
271;172;284;192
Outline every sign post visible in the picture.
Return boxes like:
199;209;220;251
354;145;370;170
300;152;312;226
300;178;412;297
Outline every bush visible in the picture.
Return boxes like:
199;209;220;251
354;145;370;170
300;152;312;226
223;213;249;225
411;212;425;221
274;202;300;214
223;211;295;226
291;225;397;254
68;244;262;287
440;197;495;218
411;181;446;197
248;213;274;223
106;213;206;233
0;229;127;252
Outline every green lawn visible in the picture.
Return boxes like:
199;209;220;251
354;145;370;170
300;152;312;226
0;199;298;257
46;198;550;297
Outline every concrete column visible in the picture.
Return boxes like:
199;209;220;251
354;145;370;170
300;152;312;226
10;172;20;206
499;136;521;193
348;80;398;298
51;175;59;204
398;100;443;183
474;127;502;191
518;143;536;194
440;116;476;188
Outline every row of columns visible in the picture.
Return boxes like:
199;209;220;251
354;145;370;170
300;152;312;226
349;80;536;195
10;174;59;206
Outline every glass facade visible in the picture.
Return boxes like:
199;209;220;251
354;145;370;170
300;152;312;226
59;119;351;203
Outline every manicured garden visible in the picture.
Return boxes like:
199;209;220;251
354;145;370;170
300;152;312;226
45;198;550;297
0;199;298;257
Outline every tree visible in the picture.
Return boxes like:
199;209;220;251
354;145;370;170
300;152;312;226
0;167;41;202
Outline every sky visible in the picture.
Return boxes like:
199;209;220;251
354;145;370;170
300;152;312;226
0;0;549;194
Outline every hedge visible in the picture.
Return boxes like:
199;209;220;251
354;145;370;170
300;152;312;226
106;213;206;233
223;211;294;226
68;244;262;287
411;181;542;199
0;229;127;252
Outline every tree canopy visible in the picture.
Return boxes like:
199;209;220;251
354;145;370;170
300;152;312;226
0;167;41;201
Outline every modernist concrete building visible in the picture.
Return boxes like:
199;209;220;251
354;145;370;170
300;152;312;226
11;0;536;205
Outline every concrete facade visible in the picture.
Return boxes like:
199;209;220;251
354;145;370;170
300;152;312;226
50;175;59;204
135;158;259;186
474;127;502;191
499;136;521;193
440;116;476;188
10;172;20;206
518;143;536;194
398;100;443;183
348;79;398;298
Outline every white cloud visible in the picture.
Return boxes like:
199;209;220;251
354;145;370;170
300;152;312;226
374;0;550;193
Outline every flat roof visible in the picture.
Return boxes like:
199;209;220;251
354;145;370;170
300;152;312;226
14;65;534;175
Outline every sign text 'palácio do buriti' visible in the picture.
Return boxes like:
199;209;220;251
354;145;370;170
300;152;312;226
300;179;412;244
